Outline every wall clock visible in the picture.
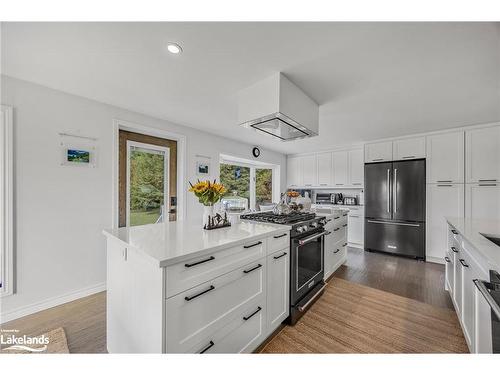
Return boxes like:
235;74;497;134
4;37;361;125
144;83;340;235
252;147;260;158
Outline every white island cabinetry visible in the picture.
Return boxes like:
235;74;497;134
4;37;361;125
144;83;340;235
104;222;291;353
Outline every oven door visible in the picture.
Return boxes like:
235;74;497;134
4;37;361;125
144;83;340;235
291;230;325;304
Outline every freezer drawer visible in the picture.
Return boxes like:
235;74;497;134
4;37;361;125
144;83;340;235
364;219;425;259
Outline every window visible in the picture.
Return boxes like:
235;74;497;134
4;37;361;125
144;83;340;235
1;105;14;296
219;155;279;211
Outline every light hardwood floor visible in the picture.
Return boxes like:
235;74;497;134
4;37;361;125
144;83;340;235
1;248;462;354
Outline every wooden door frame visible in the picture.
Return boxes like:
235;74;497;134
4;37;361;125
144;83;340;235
112;119;187;228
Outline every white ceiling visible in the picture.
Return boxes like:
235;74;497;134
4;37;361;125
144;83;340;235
2;22;500;154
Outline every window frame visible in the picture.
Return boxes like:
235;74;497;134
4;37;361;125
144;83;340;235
1;105;14;297
219;156;280;211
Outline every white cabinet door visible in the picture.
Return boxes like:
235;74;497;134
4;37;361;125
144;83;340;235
364;141;393;163
347;213;363;245
332;150;348;187
301;154;317;187
317;152;333;187
426;184;464;261
426;131;465;184
287;157;301;187
393;137;426;161
323;220;335;280
465;183;500;221
466;126;500;183
266;249;289;334
348;148;364;187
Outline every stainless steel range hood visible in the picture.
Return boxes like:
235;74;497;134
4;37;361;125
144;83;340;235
238;73;319;141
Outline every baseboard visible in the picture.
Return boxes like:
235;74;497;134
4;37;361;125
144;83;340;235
426;256;445;265
348;242;364;249
0;282;106;323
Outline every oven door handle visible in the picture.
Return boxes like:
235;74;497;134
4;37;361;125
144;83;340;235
474;279;500;321
298;231;326;246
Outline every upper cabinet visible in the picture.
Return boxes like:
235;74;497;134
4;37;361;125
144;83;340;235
332;151;349;187
364;141;393;163
316;152;333;187
393;137;426;161
466;126;500;183
287;157;301;187
348;149;364;186
426;131;464;183
301;154;317;187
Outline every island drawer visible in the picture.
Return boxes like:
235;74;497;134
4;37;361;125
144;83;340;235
330;224;347;243
166;260;266;352
267;230;289;254
165;239;267;297
185;301;265;354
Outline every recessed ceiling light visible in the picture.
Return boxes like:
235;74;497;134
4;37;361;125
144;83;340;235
167;43;182;54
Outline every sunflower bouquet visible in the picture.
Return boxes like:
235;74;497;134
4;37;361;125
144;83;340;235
189;179;227;206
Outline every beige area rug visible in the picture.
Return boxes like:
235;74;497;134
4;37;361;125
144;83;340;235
1;327;70;354
260;277;468;353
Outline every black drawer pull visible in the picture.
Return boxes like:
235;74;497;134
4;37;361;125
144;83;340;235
444;256;450;263
273;252;287;260
243;306;262;321
273;233;287;239
334;216;340;220
243;264;262;274
185;285;215;301
459;259;469;268
244;241;262;249
333;249;340;254
333;228;340;232
342;213;348;217
343;243;347;247
342;224;347;227
451;246;458;253
185;256;215;268
199;340;214;354
451;230;458;235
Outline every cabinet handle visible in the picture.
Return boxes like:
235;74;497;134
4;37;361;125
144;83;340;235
185;256;215;268
342;224;347;227
402;156;415;159
185;285;215;301
342;213;348;217
451;230;458;235
333;249;340;254
335;184;344;186
333;228;340;232
451;246;458;253
353;183;362;185
437;184;453;187
459;259;469;268
372;158;383;161
479;184;497;187
320;183;328;186
479;179;497;182
243;263;262;274
243;241;262;249
437;180;452;183
273;252;287;259
243;306;262;321
444;256;450;263
273;233;287;239
349;215;360;218
334;216;340;220
305;184;312;186
199;340;214;354
343;243;348;247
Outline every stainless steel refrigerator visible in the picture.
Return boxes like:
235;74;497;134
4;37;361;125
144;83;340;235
364;159;426;260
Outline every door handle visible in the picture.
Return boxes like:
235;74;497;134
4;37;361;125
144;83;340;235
366;220;420;227
387;168;391;213
393;168;397;213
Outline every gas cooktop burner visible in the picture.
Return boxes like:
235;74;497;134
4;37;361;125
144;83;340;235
240;211;316;225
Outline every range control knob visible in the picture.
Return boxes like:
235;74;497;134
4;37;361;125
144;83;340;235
296;226;305;233
310;222;318;228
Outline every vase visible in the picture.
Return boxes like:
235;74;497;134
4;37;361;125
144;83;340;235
203;205;214;228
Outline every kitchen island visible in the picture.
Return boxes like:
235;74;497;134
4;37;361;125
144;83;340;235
103;220;291;353
445;217;500;353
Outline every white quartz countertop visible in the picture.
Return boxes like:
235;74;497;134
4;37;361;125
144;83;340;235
446;217;500;271
103;220;291;267
312;204;364;209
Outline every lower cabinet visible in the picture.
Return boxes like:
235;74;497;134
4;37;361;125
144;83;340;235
324;211;348;280
266;249;290;335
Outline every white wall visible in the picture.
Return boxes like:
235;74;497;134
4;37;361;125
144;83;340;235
0;75;287;320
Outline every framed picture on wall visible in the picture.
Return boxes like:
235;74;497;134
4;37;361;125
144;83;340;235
196;155;211;176
60;141;97;168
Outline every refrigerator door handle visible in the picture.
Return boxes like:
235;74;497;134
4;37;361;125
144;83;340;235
393;168;398;213
386;168;391;213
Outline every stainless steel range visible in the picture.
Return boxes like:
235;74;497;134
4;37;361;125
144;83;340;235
240;211;327;324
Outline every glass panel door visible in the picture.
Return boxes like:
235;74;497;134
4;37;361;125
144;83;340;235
127;141;169;226
220;163;250;202
256;168;273;210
